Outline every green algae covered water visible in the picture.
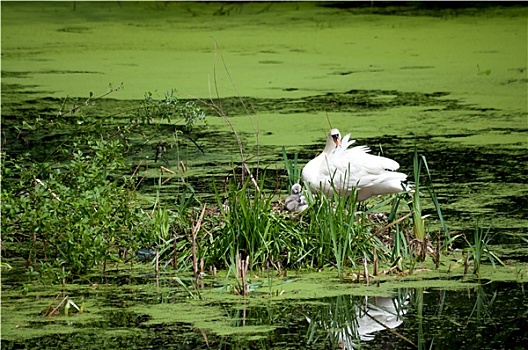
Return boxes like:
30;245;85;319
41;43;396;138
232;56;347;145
1;2;527;349
2;260;527;349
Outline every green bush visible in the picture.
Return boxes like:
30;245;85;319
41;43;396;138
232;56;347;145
1;138;156;279
1;87;207;282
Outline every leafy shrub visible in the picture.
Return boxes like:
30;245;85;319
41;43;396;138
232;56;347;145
1;87;207;282
1;138;155;279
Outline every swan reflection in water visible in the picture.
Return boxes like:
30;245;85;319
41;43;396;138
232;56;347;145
306;293;409;349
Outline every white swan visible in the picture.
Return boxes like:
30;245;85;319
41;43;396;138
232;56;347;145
301;128;407;201
284;183;308;212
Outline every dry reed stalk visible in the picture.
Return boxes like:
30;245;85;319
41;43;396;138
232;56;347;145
373;246;378;276
172;233;178;270
436;230;441;269
363;253;370;285
192;204;207;283
160;166;176;174
134;163;148;191
464;251;470;275
46;295;68;317
372;211;413;237
155;250;159;275
236;253;250;296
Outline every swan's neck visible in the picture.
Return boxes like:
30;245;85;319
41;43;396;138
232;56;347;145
323;138;337;154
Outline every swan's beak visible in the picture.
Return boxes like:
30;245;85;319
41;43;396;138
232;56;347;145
332;134;340;147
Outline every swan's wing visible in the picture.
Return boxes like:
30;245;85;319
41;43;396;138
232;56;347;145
347;146;400;173
340;133;356;149
326;145;371;179
301;133;406;198
356;172;407;188
325;144;402;192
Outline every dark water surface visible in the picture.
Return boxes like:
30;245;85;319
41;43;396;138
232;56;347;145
2;262;527;349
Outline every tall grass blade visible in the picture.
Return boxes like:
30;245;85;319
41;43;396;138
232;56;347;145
412;149;425;242
281;147;300;189
421;155;450;241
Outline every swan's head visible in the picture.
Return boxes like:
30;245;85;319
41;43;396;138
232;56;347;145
324;128;341;153
291;183;302;195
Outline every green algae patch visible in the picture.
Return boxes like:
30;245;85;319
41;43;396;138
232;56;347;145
132;301;227;326
0;299;104;342
2;2;526;109
436;132;528;148
131;300;278;337
472;261;528;283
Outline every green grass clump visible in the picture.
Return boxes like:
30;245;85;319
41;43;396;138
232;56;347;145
302;186;390;278
201;174;308;272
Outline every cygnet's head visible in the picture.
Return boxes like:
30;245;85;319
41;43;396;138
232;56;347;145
291;183;302;195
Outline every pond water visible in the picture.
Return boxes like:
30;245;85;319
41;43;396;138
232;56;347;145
1;261;527;349
1;2;527;349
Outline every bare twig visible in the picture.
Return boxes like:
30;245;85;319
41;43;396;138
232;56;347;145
372;211;413;237
210;41;246;165
378;256;402;275
363;253;370;285
134;163;148;191
47;295;69;317
242;162;260;192
196;39;261;187
34;178;61;201
373;246;378;276
44;294;61;317
464;251;470;275
160;166;176;175
130;161;143;179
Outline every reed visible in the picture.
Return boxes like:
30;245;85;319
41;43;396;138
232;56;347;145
411;149;426;262
282;146;301;189
401;149;453;264
465;223;504;277
468;283;497;322
420;155;450;243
